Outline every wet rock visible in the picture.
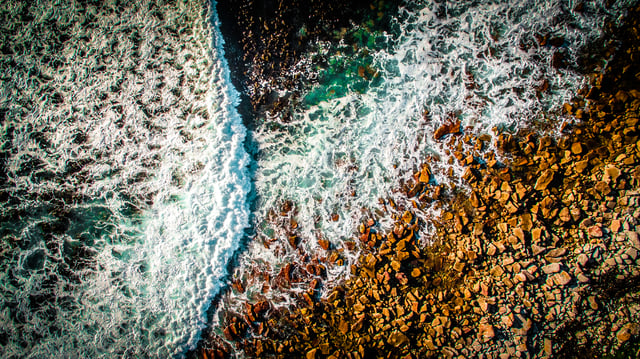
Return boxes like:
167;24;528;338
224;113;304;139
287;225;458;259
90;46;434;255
419;164;432;183
434;119;461;140
318;239;330;250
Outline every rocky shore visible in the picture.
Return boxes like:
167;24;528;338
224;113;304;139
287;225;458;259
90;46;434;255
215;0;399;118
196;4;640;359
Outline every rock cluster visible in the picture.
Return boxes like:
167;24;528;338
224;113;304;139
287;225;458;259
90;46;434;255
215;0;398;116
196;4;640;359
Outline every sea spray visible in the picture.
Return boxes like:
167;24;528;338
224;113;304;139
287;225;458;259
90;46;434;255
212;0;636;348
0;0;250;357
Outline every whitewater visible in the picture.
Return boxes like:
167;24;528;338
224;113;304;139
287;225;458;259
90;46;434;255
0;0;249;357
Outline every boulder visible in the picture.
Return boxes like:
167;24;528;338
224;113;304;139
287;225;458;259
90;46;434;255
434;119;461;140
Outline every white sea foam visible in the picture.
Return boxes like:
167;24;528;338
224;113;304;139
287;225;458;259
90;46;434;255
0;0;249;357
216;0;634;335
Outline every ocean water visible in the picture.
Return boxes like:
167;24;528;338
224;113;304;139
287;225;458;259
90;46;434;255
0;0;635;357
0;0;249;357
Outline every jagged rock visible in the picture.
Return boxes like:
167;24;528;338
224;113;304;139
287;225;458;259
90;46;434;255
478;324;496;342
553;271;572;286
542;263;561;274
577;253;590;267
306;348;318;359
388;331;410;347
588;225;603;238
434;119;461;140
546;248;567;258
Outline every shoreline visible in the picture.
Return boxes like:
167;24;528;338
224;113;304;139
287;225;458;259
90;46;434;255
196;2;640;358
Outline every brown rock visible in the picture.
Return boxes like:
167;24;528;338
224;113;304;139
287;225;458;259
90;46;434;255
419;164;432;183
542;263;561;274
559;207;571;222
617;327;632;343
546;248;567;258
487;244;497;256
531;228;543;241
478;324;496;342
402;211;414;224
318;239;330;250
604;165;621;183
611;219;622;233
532;244;546;256
577;253;590;267
339;320;350;335
553;271;572;286
434;119;461;140
388;331;410;347
575;159;589;174
544;338;553;355
588;225;603;238
571;142;583;155
307;348;318;359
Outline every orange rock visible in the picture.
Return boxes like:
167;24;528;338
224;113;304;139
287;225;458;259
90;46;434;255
318;239;330;250
434;119;461;140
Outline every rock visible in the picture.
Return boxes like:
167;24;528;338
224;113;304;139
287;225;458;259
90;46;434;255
559;207;571;222
571;142;583;155
470;191;481;208
502;313;514;328
546;248;567;258
318;239;330;250
577;253;590;267
532;244;546;256
490;265;505;277
434;119;461;140
402;210;414;224
575;159;589;174
419;164;432;183
339;320;350;335
478;323;495;342
611;219;622;233
553;271;572;286
388;331;410;347
542;263;561;274
617;327;632;343
603;165;621;183
531;227;543;241
587;296;598;310
544;338;553;355
534;169;555;191
588;225;603;238
487;244;497;256
306;348;318;359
